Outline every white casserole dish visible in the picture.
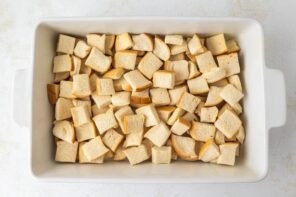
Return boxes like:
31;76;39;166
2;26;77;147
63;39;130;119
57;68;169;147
13;17;286;183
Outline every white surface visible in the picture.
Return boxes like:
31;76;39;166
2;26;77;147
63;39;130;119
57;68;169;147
1;0;295;196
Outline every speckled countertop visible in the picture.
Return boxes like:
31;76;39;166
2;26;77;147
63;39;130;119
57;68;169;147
1;0;296;196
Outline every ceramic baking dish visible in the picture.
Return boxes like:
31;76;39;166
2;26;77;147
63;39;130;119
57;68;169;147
13;17;286;183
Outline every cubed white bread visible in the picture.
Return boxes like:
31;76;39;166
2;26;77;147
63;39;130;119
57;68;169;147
206;33;227;55
113;144;126;161
71;105;91;127
124;70;152;91
142;138;153;158
114;50;137;70
195;51;217;74
85;47;112;74
164;60;189;83
171;117;191;135
78;142;104;164
169;53;185;61
53;120;75;143
57;34;76;54
200;106;219;123
105;35;115;50
218;103;242;117
72;74;91;98
54;72;70;82
217;53;240;77
215;130;225;145
70;56;81;77
187;76;209;94
74;40;91;58
138;52;163;79
103;68;125;80
188;61;201;79
220;84;244;106
82;136;109;160
96;78;115;96
47;84;59;104
152;146;172;164
123;114;145;134
53;55;72;73
115;106;134;131
171;134;198;161
123;144;150;165
132;33;153;51
115;32;133;51
236;126;245;144
150;88;171;106
153;36;170;61
102;129;124;152
202;67;226;84
168;85;187;105
89;73;99;92
86;34;106;53
130;89;151;104
228;75;242;91
217;143;238;166
198;140;220;162
91;92;111;109
93;109;118;135
177;92;201;113
55;98;74;120
153;70;175;89
167;107;186;125
59;80;75;99
111;91;131;107
170;40;188;55
123;130;144;148
214;109;242;138
156;106;176;122
205;86;223;106
226;39;240;53
195;101;205;117
166;139;178;160
211;78;229;87
75;122;97;142
182;112;198;122
144;122;171;147
189;121;216;142
55;141;78;163
188;34;206;55
135;104;160;127
165;35;184;45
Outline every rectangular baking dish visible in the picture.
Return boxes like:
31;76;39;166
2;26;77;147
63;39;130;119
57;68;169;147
13;17;286;183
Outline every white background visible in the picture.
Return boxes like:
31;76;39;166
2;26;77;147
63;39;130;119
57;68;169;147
1;0;296;196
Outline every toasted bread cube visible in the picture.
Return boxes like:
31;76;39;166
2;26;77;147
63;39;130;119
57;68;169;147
188;34;205;55
55;141;78;163
199;140;220;162
236;126;245;144
190;121;216;142
217;143;238;165
123;114;145;134
206;33;227;55
131;89;151;105
215;109;242;138
96;78;115;96
85;47;112;74
71;105;91;127
220;84;244;106
103;68;125;80
226;39;240;53
115;32;133;51
217;53;240;77
215;130;225;145
136;104;160;127
138;52;163;79
152;146;171;164
53;55;72;73
57;34;76;54
202;67;226;83
153;36;170;61
170;40;188;55
167;107;185;125
124;70;152;91
111;91;130;107
205;86;223;106
171;134;198;161
165;35;183;45
168;85;187;105
91;93;111;109
54;72;70;82
182;112;198;122
47;84;59;104
86;34;106;53
218;103;242;117
195;51;217;73
123;130;144;148
200;106;218;123
132;33;153;51
170;53;185;61
153;70;175;89
115;106;134;131
93;109;118;135
75;122;97;142
177;92;201;113
123;144;149;165
195;101;205;117
150;88;171;106
53;120;75;143
102;129;124;152
72;74;91;98
113;144;126;161
187;76;209;94
82;136;109;160
78;142;104;163
114;50;137;70
144;122;171;147
74;40;91;58
59;81;75;99
171;117;191;135
164;60;189;83
156;106;176;122
55;98;74;120
188;61;201;79
228;75;242;91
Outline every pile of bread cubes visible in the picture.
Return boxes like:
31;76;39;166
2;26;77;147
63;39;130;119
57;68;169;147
47;32;245;166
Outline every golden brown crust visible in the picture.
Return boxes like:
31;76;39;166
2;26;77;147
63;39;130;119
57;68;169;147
47;84;60;104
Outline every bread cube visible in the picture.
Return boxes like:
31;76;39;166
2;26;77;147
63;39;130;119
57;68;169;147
59;81;75;99
177;92;201;113
211;78;229;87
215;130;225;145
123;114;145;134
198;140;220;162
138;52;163;79
123;144;149;165
171;134;198;161
226;39;240;53
135;104;160;127
153;36;170;61
217;143;238;166
102;129;124;152
195;51;217;73
156;106;176;122
69;56;81;77
123;130;144;148
75;122;97;142
105;34;115;50
171;117;191;135
204;86;223;106
114;50;137;70
202;67;226;83
86;34;106;53
111;91;131;107
54;72;70;82
236;126;245;144
131;89;151;105
85;47;112;74
71;105;91;127
220;84;244;106
164;60;189;83
188;61;201;79
93;109;118;135
115;32;133;51
113;144;126;161
218;103;242;117
165;35;183;45
168;85;187;105
189;121;216;142
96;78;115;96
74;40;91;58
144;122;171;147
91;92;111;109
57;34;76;54
170;53;185;61
153;70;175;89
114;106;134;131
132;33;153;51
228;75;242;91
78;142;104;164
88;73;98;92
206;33;227;55
200;106;218;123
152;146;172;164
103;68;125;80
170;40;188;55
53;120;75;143
47;84;59;104
217;53;240;77
195;101;205;117
91;104;108;116
53;55;72;73
55;141;78;163
167;107;185;125
82;136;109;160
124;70;152;91
188;34;205;55
55;98;74;120
150;88;171;106
187;76;209;94
72;74;91;98
182;112;198;122
214;109;242;138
